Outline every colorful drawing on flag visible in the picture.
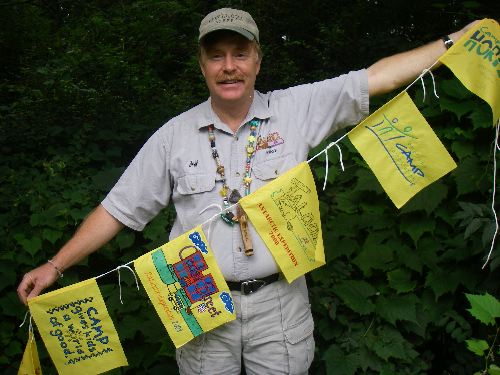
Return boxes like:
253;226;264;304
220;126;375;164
347;91;457;208
28;279;128;375
439;18;500;124
134;227;235;348
18;330;43;375
240;162;325;283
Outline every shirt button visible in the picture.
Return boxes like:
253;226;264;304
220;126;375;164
191;186;196;191
236;172;240;177
275;170;279;175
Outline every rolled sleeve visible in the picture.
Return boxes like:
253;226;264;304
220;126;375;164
101;125;173;231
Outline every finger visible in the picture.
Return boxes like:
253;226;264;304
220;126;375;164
27;282;45;303
17;274;35;305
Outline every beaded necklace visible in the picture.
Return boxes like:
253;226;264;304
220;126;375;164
208;119;260;255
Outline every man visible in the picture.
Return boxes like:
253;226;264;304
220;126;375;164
17;7;474;375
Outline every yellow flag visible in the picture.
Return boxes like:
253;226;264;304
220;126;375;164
439;18;500;124
134;227;236;348
18;331;42;375
28;279;128;375
239;162;325;283
348;92;457;208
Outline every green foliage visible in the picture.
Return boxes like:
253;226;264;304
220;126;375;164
309;72;498;373
466;293;500;326
1;1;498;374
465;293;500;374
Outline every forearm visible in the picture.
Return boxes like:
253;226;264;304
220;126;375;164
17;204;124;304
367;26;469;96
49;204;124;272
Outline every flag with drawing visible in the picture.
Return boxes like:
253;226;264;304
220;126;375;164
347;91;457;208
239;161;325;283
28;279;128;375
439;18;500;124
18;330;43;375
134;227;236;348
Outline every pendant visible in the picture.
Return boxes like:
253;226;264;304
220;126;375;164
228;189;242;204
237;205;253;256
220;211;238;226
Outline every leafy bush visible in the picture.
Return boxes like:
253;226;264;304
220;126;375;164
1;1;497;374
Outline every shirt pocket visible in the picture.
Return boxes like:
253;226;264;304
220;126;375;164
252;153;298;182
174;173;216;230
176;173;215;195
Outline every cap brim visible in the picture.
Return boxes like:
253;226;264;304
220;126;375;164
199;26;256;42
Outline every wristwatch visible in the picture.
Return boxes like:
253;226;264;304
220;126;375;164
442;35;454;49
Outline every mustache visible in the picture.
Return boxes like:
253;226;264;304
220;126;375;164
216;74;244;82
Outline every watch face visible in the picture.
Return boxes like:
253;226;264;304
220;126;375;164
443;36;453;49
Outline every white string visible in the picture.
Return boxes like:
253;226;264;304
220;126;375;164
28;316;34;340
335;143;345;172
420;74;427;102
199;203;223;243
323;149;329;191
414;67;440;103
24;55;491;294
428;69;439;99
19;310;30;328
117;265;140;304
307;134;348;190
308;133;349;163
482;120;500;269
404;60;440;93
95;260;133;280
199;201;240;227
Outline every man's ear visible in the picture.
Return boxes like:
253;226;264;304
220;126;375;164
199;60;206;78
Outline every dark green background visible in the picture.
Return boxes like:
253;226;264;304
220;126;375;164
1;1;499;374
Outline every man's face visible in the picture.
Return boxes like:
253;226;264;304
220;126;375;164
199;32;261;106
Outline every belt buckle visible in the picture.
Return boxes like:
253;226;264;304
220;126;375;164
241;279;266;295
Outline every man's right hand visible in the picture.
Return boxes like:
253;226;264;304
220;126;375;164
17;262;61;305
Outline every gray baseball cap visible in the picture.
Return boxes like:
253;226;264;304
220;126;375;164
199;8;259;43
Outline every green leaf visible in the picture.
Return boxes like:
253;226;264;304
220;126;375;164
466;293;500;326
42;228;63;244
323;345;360;375
399;215;435;245
453;156;486;196
399;182;448;215
440;96;475;120
489;364;500;375
440;79;472;100
425;270;461;299
353;244;394;275
335;190;359;214
376;294;419;325
387;268;417;293
393;242;423;273
465;338;489;356
469;104;494;129
333;280;376;315
464;217;487;239
115;230;135;250
355;168;384;193
366;326;418;361
14;234;42;256
451;141;475;160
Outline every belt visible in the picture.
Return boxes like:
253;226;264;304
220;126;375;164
226;273;280;295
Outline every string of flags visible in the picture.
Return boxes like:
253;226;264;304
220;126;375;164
19;18;499;374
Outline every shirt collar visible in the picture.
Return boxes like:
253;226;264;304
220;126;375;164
196;91;272;131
